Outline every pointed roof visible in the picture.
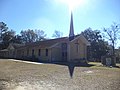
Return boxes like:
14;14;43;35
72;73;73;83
70;34;90;46
69;12;74;37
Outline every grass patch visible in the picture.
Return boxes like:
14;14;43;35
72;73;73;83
0;59;120;90
88;62;120;71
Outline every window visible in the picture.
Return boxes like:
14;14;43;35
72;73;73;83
38;49;41;56
75;40;79;53
27;49;29;55
46;49;48;56
62;43;67;51
32;49;34;56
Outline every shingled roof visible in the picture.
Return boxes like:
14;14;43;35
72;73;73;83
16;34;90;49
0;43;24;52
19;37;69;48
12;43;25;49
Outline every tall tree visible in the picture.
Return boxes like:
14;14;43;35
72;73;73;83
82;28;102;42
0;22;8;43
103;23;120;56
52;30;63;38
2;29;15;49
20;29;47;43
11;35;23;44
35;29;46;41
0;22;9;49
20;29;37;43
82;28;108;61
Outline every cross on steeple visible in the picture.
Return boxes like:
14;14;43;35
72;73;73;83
69;12;74;41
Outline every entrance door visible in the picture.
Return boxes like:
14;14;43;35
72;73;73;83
61;43;67;61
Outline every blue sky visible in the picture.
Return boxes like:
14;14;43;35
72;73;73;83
0;0;120;42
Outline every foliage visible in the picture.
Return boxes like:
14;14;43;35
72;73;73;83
0;22;17;49
11;35;23;44
52;30;63;38
82;28;108;61
103;23;120;55
35;29;47;41
20;29;47;43
20;29;37;43
2;30;15;48
0;22;47;49
0;22;8;43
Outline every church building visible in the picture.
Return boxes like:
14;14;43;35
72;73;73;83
0;13;90;62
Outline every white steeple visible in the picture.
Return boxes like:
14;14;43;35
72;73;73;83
69;12;74;41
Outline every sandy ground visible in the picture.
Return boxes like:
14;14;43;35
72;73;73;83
0;59;120;90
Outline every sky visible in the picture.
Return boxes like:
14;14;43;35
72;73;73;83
0;0;120;46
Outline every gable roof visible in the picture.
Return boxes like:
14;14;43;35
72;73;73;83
70;34;90;46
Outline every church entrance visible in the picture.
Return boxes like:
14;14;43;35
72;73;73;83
61;43;67;62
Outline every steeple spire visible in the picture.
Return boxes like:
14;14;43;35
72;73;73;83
69;12;74;41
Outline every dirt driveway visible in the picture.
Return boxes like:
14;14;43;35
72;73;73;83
0;59;120;90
